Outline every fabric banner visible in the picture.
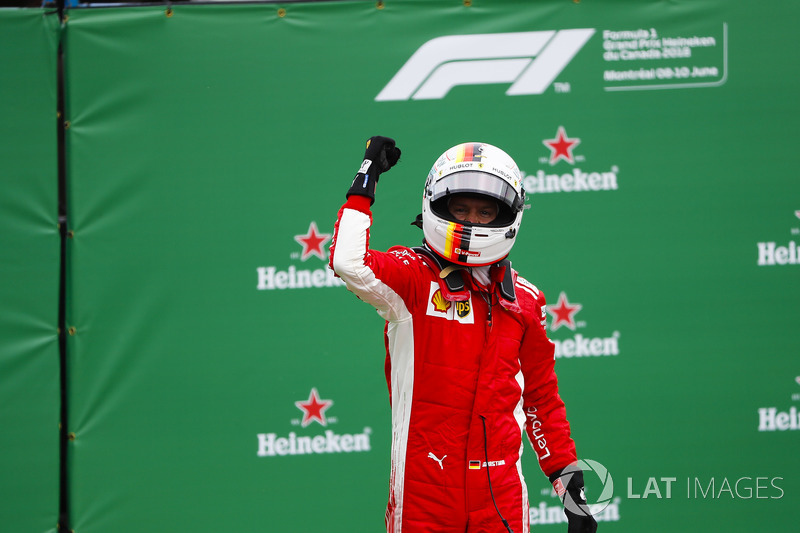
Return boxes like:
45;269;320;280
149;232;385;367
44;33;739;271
4;1;798;532
0;8;61;533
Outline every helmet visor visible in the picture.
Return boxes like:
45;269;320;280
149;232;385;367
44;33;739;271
430;171;523;212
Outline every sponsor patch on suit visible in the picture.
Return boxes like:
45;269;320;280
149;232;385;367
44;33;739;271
425;282;474;324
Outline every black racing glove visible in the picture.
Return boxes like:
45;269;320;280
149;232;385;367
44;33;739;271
346;135;401;204
549;466;598;533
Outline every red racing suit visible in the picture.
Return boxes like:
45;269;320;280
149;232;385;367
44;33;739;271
330;195;577;532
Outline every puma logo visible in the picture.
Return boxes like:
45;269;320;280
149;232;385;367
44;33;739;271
427;452;446;470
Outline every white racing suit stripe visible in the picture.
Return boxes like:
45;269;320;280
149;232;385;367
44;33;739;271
332;208;415;531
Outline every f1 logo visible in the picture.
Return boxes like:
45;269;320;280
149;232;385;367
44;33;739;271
375;29;595;101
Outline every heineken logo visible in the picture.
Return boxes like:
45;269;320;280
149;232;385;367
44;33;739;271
256;388;372;457
256;220;346;290
524;126;621;195
756;211;800;266
547;291;621;359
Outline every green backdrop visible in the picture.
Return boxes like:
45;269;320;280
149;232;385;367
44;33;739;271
0;8;61;533
2;1;798;531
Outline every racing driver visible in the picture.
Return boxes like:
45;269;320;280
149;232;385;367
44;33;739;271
330;136;597;533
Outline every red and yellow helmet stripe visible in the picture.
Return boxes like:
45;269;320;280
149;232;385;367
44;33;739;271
454;142;484;164
444;222;472;263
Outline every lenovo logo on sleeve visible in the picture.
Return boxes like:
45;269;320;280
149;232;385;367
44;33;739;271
375;29;595;101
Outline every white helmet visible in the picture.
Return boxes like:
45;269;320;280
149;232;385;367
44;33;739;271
421;142;525;266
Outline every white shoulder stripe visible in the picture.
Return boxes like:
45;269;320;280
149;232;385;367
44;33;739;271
515;276;540;298
516;282;539;299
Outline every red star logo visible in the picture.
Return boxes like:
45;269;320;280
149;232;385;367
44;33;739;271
543;126;580;165
547;291;582;331
295;388;333;427
294;221;331;261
